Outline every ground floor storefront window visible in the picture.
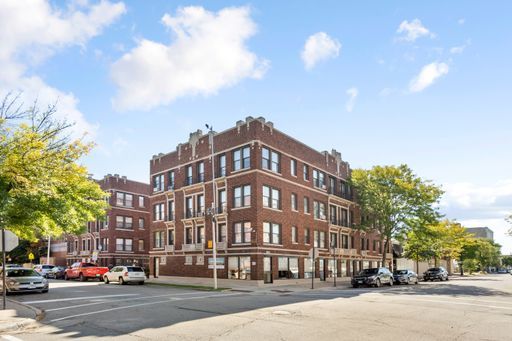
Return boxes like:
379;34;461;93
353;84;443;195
328;259;339;278
278;257;299;279
228;256;251;280
304;258;313;278
341;261;348;277
363;261;370;269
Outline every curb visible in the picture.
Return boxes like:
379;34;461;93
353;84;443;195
0;299;45;334
7;298;46;321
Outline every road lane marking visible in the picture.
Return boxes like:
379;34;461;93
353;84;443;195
48;293;243;322
23;294;139;304
2;335;24;341
410;298;512;310
44;292;214;312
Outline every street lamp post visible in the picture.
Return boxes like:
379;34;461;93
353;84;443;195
206;124;218;290
331;242;337;287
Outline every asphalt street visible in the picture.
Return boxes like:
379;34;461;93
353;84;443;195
2;274;512;340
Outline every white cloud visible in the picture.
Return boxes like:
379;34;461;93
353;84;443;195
449;46;465;54
440;179;512;254
301;32;341;70
396;19;435;42
345;87;358;112
409;62;449;92
111;6;269;111
0;0;126;137
458;18;465;25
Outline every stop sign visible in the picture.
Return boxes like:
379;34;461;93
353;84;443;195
0;230;19;252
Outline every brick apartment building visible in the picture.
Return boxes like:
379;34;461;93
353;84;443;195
66;174;151;269
149;116;391;283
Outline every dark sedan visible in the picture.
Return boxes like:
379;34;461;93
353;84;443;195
352;267;394;288
393;269;419;284
423;267;449;281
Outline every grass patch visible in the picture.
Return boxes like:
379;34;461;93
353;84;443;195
146;282;230;291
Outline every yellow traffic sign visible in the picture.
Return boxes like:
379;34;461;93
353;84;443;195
28;252;35;260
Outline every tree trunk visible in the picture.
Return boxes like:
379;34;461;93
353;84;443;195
382;238;390;269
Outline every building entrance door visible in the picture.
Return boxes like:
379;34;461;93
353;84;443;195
154;257;160;278
264;256;272;283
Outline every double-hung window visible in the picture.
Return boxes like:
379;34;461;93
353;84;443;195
185;165;193;185
263;222;281;244
116;216;133;229
262;185;280;209
116;192;133;207
218;154;227;177
197;194;205;215
262;147;280;173
185;197;193;218
154;203;164;221
197;161;205;182
233;222;251;244
154;231;164;248
313;169;325;188
291;193;298;211
304;197;310;214
168;170;175;190
233;185;251;208
116;238;132;251
290;159;297;176
303;164;309;181
291;226;298;243
233;146;250;171
153;174;164;192
168;200;175;221
313;200;326;220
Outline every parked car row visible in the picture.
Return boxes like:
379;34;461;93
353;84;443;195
351;267;451;288
0;268;49;294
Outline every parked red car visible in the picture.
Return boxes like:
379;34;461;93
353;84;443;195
64;262;109;281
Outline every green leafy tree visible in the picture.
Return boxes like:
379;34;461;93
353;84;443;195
351;165;443;266
402;224;437;273
0;94;108;240
461;239;501;272
501;256;512;267
462;259;478;274
430;220;473;266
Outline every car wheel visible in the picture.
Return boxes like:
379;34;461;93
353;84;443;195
352;284;359;288
79;273;86;282
375;279;381;288
415;278;419;285
445;276;449;281
119;277;125;285
138;281;144;285
104;276;109;284
64;273;70;281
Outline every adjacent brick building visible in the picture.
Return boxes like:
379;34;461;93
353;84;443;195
66;174;151;269
149;117;391;283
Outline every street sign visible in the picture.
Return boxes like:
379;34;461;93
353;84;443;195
92;251;99;261
308;248;319;259
208;257;225;269
28;252;35;261
0;230;19;252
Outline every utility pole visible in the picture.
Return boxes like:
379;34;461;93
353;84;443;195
47;235;51;264
311;244;315;290
2;226;6;310
206;124;218;290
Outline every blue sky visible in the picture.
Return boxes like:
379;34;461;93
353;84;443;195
1;1;511;253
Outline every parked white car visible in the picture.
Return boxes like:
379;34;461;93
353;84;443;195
103;266;145;285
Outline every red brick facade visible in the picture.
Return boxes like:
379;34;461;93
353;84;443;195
66;174;151;269
149;117;391;282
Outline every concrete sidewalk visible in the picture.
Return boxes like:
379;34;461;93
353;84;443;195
0;298;43;334
146;275;352;292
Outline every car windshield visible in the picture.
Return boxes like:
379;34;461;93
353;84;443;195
43;265;55;269
428;268;440;272
81;263;98;268
7;269;40;277
394;270;408;275
127;267;144;272
358;269;378;275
